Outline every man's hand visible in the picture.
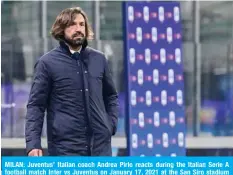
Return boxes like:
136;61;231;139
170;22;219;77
28;149;43;156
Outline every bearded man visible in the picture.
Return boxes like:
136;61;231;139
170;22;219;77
25;7;119;156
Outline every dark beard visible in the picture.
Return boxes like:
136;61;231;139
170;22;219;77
64;33;85;49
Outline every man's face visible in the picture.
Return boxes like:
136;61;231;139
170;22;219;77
64;13;86;48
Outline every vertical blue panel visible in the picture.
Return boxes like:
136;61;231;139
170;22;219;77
123;1;186;156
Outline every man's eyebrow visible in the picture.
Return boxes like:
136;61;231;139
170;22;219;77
72;21;85;24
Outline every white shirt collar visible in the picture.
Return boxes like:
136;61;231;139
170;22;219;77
69;46;82;54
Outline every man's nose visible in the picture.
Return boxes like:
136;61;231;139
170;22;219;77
75;25;82;32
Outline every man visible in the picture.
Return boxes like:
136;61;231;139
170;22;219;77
25;7;119;156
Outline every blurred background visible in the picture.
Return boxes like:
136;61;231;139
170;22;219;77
1;1;233;156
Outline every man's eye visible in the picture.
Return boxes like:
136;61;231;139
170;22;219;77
68;22;76;26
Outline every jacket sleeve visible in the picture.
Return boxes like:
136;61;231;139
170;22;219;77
102;56;119;135
25;59;51;154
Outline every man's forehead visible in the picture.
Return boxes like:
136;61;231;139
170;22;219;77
73;13;85;22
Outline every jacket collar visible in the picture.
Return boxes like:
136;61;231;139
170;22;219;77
59;39;90;67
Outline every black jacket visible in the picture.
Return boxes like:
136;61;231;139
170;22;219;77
25;40;119;156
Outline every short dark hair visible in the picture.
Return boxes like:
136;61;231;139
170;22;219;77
50;7;94;41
